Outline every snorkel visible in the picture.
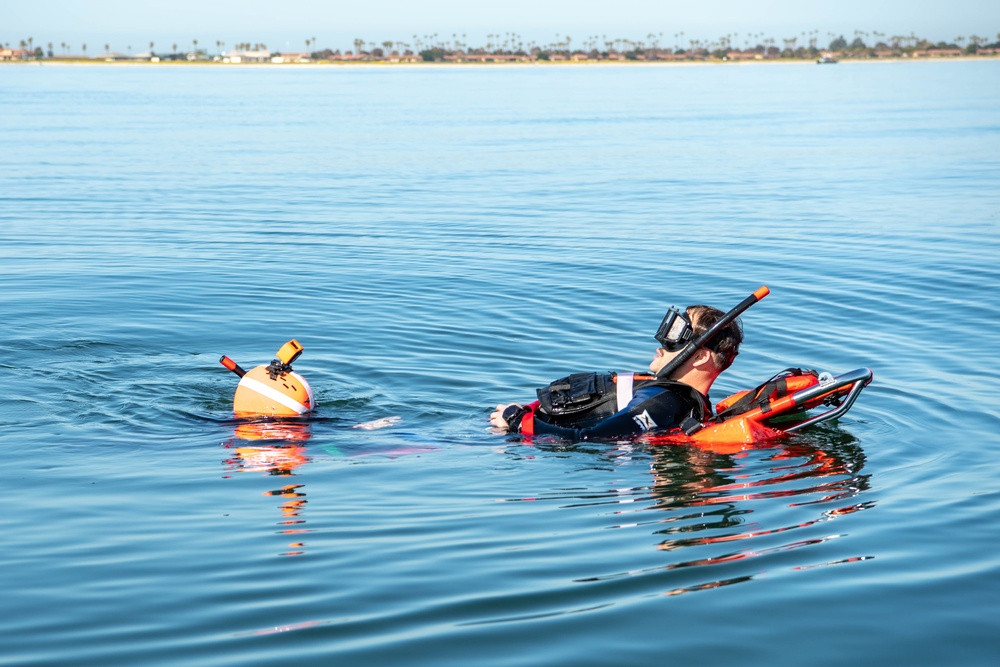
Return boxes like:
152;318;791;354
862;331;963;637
655;286;770;380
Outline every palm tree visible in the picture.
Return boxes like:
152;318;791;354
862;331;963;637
104;43;110;54
82;43;87;56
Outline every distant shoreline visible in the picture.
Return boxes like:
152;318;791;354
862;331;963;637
7;31;998;69
4;55;998;69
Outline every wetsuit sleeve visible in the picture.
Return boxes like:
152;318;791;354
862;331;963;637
518;386;695;441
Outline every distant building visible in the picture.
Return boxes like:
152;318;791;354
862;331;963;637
223;49;271;63
444;53;529;63
0;48;30;61
917;48;964;57
271;52;310;63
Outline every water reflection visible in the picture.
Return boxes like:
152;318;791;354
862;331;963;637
521;428;873;596
644;435;873;594
265;483;309;557
218;415;428;558
223;420;312;475
648;431;869;513
222;419;312;557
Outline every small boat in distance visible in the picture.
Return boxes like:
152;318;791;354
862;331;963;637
817;54;839;64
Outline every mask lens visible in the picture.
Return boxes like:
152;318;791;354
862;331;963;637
655;308;693;351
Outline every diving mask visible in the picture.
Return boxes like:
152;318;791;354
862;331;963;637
655;308;694;352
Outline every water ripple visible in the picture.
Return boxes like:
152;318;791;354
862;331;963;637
3;61;1000;667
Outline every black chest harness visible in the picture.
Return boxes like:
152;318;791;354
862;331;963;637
535;371;709;431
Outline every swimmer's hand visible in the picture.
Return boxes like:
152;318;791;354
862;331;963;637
490;404;522;432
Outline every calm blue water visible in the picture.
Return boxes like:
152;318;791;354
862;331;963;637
2;60;999;666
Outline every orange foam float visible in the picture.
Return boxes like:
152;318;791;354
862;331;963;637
220;339;315;418
645;367;873;452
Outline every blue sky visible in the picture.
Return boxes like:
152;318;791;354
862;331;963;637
5;0;999;53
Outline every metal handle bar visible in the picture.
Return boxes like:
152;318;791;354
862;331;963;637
782;367;873;432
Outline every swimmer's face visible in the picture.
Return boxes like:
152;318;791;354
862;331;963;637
649;346;681;374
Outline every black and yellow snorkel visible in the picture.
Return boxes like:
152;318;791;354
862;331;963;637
654;286;770;380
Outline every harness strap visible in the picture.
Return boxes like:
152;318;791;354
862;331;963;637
519;401;539;435
616;372;634;412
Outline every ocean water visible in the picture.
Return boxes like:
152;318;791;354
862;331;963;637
2;60;999;666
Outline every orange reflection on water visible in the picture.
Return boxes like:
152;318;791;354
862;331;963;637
223;420;312;476
227;445;310;476
642;435;872;593
266;484;309;557
224;420;313;556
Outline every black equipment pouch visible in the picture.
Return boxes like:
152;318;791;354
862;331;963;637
536;371;710;432
536;372;619;426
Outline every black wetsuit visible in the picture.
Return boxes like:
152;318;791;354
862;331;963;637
505;383;711;441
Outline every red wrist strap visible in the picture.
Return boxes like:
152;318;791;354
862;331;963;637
520;401;540;436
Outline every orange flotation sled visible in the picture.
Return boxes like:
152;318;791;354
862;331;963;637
647;367;873;449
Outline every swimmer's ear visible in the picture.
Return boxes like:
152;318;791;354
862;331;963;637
690;348;714;368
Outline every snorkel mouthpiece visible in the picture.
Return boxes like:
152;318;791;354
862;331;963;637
654;286;769;379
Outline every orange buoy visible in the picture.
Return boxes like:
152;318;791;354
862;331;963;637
220;339;315;418
233;365;314;417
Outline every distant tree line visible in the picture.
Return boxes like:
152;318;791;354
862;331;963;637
4;30;1000;62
